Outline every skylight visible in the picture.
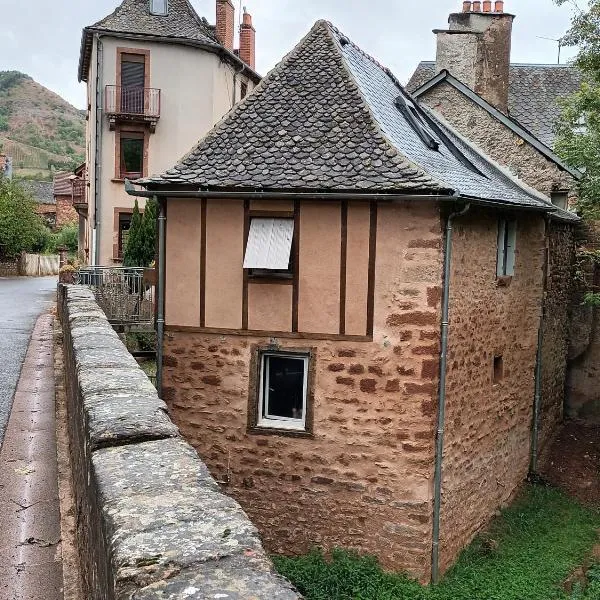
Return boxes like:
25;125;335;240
150;0;168;16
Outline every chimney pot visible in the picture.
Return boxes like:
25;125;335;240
463;1;472;11
472;1;482;10
239;8;256;70
483;0;492;11
494;0;504;11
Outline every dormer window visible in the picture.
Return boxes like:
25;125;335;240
150;0;168;15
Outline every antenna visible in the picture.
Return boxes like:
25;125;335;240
536;36;563;64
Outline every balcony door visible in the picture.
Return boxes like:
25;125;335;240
120;54;145;114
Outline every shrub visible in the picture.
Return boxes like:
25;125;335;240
44;224;78;254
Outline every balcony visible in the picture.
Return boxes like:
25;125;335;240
72;178;88;213
105;85;161;132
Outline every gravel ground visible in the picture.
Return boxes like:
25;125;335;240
0;276;56;448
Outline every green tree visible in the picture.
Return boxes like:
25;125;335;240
554;1;600;217
123;199;144;267
0;175;48;258
140;197;158;267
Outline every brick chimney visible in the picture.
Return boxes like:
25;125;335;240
216;0;235;52
239;8;256;69
434;1;514;113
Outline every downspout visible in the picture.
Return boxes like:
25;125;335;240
93;34;104;266
530;218;549;474
156;196;166;395
431;202;471;585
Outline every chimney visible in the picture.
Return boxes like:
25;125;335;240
216;0;235;52
434;1;514;113
239;8;256;70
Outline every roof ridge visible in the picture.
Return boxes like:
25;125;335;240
162;20;330;178
324;23;452;192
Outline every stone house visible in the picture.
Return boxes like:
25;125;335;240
133;20;577;582
77;0;260;265
406;1;583;452
52;172;79;229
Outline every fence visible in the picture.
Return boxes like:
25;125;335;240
76;267;155;324
20;253;60;276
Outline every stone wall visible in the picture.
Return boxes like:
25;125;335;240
0;257;19;277
440;209;546;572
55;194;79;229
419;82;578;202
58;284;299;600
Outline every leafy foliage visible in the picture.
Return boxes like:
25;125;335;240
44;224;78;254
274;485;599;600
553;1;600;217
0;175;48;258
123;198;157;268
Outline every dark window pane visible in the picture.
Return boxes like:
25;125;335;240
264;355;305;420
121;137;144;177
119;213;132;257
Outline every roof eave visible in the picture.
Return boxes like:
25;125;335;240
411;70;584;181
78;28;261;84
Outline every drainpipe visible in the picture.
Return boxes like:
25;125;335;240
93;34;104;266
530;218;549;474
156;196;166;395
431;202;471;585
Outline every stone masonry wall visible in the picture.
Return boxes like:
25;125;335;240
439;209;546;572
420;82;578;202
162;202;445;582
58;284;299;600
539;222;576;447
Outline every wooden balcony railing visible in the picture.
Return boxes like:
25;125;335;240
105;86;161;131
72;178;87;207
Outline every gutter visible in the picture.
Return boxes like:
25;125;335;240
431;202;471;585
156;196;166;395
125;180;556;215
93;34;104;266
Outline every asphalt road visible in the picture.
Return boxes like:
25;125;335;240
0;277;57;448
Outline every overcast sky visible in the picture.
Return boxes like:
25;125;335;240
0;0;579;109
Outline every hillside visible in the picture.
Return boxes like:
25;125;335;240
0;71;85;175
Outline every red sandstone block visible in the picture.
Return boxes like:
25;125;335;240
360;379;377;393
387;312;438;327
328;363;345;372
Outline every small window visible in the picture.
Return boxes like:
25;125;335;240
120;132;144;179
497;219;517;277
240;82;248;100
244;218;294;276
150;0;168;15
551;191;568;211
258;353;308;431
493;355;504;383
118;213;132;258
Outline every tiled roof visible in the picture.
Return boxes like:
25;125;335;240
89;0;217;45
21;181;55;205
142;21;553;212
78;0;260;83
407;61;581;147
53;171;73;196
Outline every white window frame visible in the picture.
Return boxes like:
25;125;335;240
257;352;309;431
149;0;168;15
497;218;517;277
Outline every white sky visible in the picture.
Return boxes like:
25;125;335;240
0;0;579;109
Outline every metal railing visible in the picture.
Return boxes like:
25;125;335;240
105;85;161;118
76;267;155;324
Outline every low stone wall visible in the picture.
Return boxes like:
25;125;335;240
58;284;300;599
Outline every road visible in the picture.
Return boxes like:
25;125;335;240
0;277;56;448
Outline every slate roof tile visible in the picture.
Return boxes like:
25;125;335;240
141;21;557;212
21;180;55;205
407;61;581;147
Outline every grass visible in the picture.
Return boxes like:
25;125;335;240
273;485;599;600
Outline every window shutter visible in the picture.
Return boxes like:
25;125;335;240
505;221;517;276
121;61;145;89
244;218;294;270
497;219;507;277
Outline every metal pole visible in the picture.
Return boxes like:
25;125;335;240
431;203;471;584
156;196;166;395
